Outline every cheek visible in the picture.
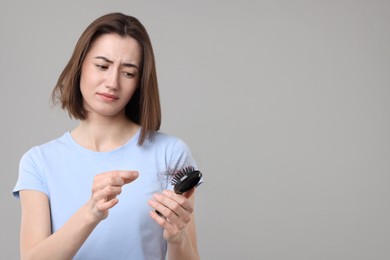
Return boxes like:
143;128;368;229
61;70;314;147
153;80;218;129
122;89;137;106
79;78;89;100
79;67;88;94
79;76;86;94
122;80;139;98
79;68;99;95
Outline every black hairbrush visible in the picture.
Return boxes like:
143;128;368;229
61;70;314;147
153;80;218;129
171;166;202;194
155;166;202;217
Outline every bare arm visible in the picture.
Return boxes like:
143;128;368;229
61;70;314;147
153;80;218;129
19;170;138;260
20;190;100;260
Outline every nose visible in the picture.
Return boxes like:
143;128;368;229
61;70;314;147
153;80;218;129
105;68;119;90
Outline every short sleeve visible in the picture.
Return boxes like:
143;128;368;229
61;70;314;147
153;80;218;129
166;139;204;190
13;147;48;198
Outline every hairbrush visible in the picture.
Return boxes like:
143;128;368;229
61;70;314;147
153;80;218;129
155;166;202;217
171;166;202;194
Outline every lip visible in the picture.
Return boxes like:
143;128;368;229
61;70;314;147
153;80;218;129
96;92;119;101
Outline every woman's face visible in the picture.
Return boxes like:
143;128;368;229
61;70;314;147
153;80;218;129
80;33;141;119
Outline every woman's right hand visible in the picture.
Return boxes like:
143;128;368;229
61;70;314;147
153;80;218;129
89;170;139;221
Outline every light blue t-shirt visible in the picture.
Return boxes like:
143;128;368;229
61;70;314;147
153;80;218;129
13;129;200;260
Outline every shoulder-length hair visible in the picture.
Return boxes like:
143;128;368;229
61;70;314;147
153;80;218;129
52;12;161;145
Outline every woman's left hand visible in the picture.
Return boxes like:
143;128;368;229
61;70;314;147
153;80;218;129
148;188;195;243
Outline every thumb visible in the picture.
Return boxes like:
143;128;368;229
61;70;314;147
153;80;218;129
182;187;195;199
120;171;139;184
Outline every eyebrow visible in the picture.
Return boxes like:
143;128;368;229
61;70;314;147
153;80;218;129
93;56;139;69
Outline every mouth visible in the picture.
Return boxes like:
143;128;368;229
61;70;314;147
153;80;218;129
96;92;119;101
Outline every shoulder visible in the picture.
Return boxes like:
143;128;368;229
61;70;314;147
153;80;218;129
20;133;70;162
144;131;190;151
144;131;182;146
140;131;193;162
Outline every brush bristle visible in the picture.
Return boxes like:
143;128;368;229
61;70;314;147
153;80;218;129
170;166;196;186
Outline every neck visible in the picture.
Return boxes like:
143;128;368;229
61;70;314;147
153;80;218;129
71;114;139;152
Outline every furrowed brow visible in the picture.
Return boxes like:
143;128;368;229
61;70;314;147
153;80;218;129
94;56;138;70
94;56;113;63
122;63;139;70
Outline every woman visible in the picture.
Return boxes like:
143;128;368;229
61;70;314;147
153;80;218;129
13;12;201;260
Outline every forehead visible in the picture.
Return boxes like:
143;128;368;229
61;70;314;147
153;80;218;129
87;33;141;63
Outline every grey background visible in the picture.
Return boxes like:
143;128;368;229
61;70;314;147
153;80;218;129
1;1;389;259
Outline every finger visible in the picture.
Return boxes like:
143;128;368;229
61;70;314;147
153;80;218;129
148;199;181;224
92;174;123;192
162;190;194;213
114;170;139;184
149;210;174;229
149;211;182;240
149;209;183;231
96;197;119;212
151;193;191;223
92;185;122;203
182;187;195;199
92;171;138;192
104;185;123;201
148;199;171;217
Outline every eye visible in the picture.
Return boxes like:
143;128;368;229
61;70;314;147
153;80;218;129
122;71;136;79
95;64;109;70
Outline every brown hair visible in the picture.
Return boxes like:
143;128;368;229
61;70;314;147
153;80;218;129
52;12;161;145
